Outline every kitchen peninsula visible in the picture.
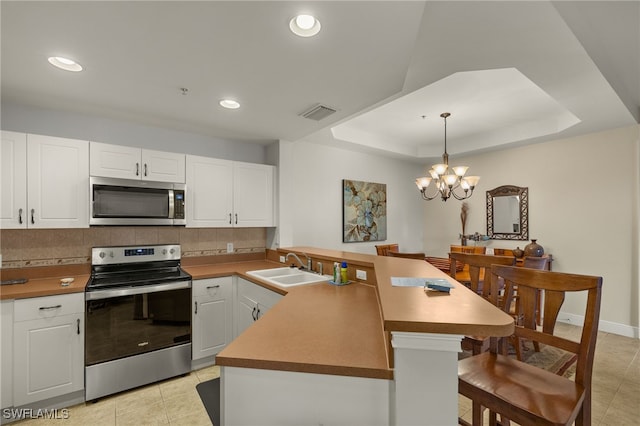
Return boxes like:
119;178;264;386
216;247;514;426
1;246;513;425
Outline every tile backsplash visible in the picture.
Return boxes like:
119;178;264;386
0;227;266;269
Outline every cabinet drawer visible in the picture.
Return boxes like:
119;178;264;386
14;293;84;322
193;277;232;299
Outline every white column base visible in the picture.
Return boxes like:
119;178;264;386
392;332;463;426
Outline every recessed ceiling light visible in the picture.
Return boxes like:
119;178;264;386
219;99;240;109
47;56;83;72
289;14;321;37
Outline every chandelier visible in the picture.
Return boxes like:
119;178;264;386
415;112;480;201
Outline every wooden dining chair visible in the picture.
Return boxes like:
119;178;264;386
387;251;425;259
459;265;602;426
492;248;514;256
522;256;549;270
450;245;486;254
375;243;399;256
508;256;551;359
449;253;516;355
425;256;460;273
449;252;515;299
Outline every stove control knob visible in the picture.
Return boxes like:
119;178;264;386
162;249;167;255
99;251;106;259
109;251;114;258
169;248;175;255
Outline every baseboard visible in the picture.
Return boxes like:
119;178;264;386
558;311;639;339
191;355;216;371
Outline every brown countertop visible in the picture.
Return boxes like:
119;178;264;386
0;275;90;300
216;282;393;379
173;256;394;379
276;247;513;337
216;246;513;380
183;259;289;295
373;255;514;336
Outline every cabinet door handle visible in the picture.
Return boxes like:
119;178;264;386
39;304;62;310
18;208;23;224
77;318;80;335
136;162;140;176
194;301;198;314
144;163;148;177
235;213;238;225
256;307;261;319
229;213;232;225
31;209;35;224
251;306;257;321
206;285;220;290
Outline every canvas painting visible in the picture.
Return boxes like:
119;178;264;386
343;179;387;242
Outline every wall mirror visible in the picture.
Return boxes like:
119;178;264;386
486;185;528;240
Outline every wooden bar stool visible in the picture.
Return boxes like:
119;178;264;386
458;266;603;426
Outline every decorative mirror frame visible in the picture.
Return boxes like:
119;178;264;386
486;185;529;240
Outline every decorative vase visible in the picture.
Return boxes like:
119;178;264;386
513;247;524;258
524;239;544;257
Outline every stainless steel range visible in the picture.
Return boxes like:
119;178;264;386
85;244;192;401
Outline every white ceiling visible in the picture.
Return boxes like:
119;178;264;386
1;1;638;162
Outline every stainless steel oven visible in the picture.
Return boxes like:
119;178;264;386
85;244;191;401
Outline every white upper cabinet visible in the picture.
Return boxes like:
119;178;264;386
186;155;275;228
233;161;275;227
90;141;185;183
1;131;27;229
1;131;89;229
186;155;234;227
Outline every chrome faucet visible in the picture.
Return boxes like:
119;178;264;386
286;252;311;270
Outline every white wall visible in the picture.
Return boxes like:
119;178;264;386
277;126;639;336
275;139;424;255
1;102;269;164
422;125;640;337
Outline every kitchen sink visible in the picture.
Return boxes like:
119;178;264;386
246;267;331;288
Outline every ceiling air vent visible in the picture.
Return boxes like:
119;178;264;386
300;104;337;121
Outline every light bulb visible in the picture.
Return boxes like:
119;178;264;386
415;177;432;190
48;56;83;72
295;15;316;30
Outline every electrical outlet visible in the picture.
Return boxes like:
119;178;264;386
279;256;286;263
226;243;233;253
356;269;367;280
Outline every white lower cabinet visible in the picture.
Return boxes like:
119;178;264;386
1;300;14;410
234;277;282;339
192;277;233;360
13;293;84;406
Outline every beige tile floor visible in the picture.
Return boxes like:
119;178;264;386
459;323;640;425
13;323;640;425
14;365;219;426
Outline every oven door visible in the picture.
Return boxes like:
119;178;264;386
85;281;191;366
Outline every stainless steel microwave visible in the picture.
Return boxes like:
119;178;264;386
90;177;186;226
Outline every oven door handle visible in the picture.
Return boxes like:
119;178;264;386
85;281;191;300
